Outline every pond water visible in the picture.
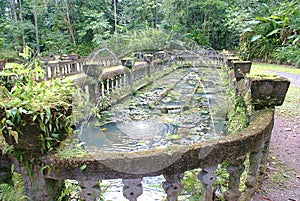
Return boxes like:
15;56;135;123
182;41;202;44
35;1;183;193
74;66;228;153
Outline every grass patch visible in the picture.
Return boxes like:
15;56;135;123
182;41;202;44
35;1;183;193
252;63;300;74
251;62;300;119
263;153;294;191
276;85;300;118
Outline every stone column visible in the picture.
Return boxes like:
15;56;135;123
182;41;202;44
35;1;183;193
224;155;246;201
244;150;263;199
260;136;272;174
106;79;110;94
146;63;151;78
18;162;63;201
79;180;101;201
123;178;143;201
121;73;126;87
198;165;217;201
87;83;96;103
102;79;107;95
163;173;184;201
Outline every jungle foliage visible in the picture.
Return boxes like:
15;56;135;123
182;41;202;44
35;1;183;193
0;0;298;65
226;0;299;65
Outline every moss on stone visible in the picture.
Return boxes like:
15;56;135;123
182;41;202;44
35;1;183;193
247;73;282;80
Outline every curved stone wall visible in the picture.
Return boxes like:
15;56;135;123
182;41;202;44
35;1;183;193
1;109;273;201
0;51;289;201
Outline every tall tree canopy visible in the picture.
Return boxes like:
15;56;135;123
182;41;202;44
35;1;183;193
0;0;299;65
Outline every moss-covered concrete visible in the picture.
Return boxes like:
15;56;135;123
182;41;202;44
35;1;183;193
248;76;290;110
40;109;274;181
0;54;284;201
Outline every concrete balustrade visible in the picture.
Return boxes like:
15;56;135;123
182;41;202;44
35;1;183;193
0;109;276;201
0;51;290;201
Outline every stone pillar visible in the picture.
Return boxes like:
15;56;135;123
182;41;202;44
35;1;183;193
224;155;246;201
87;83;96;103
123;178;143;201
118;75;123;88
121;74;125;87
94;77;100;101
102;79;107;95
78;62;82;72
114;77;118;89
244;150;263;199
146;63;151;78
260;133;272;174
79;180;101;201
19;163;64;201
128;69;134;96
100;81;105;97
54;65;58;77
106;79;110;94
74;62;78;73
163;173;184;201
198;165;217;201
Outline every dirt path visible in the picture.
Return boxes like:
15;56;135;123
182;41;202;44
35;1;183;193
252;71;300;201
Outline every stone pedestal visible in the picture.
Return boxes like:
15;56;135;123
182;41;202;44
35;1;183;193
121;58;135;68
163;174;184;201
233;61;252;79
248;75;290;110
226;57;239;68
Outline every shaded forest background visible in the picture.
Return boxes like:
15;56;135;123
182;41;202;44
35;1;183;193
0;0;299;66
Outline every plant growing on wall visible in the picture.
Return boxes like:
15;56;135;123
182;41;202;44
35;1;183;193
0;64;75;155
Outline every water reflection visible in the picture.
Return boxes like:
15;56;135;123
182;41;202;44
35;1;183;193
78;121;179;152
75;66;228;152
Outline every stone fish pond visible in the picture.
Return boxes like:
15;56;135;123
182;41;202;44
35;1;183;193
75;65;228;153
0;49;291;201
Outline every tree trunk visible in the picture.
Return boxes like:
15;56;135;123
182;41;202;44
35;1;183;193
33;9;40;55
10;0;17;20
62;0;77;48
18;0;25;51
185;0;188;34
114;0;118;34
10;0;18;46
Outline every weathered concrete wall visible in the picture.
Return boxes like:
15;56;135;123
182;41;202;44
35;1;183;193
0;51;289;201
0;109;273;201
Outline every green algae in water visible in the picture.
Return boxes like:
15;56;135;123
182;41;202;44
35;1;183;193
76;67;228;152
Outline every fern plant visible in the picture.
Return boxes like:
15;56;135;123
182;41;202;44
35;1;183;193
0;183;27;201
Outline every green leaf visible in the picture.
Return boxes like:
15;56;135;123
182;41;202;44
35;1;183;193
269;15;281;20
17;113;21;124
8;107;18;119
256;16;268;22
45;106;51;117
5;120;14;126
40;112;44;122
10;85;17;94
39;121;46;132
11;131;18;143
292;37;299;45
266;28;280;37
242;27;252;33
33;115;37;122
52;133;60;138
246;20;261;25
251;35;262;42
11;164;15;173
80;164;87;171
18;107;32;115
